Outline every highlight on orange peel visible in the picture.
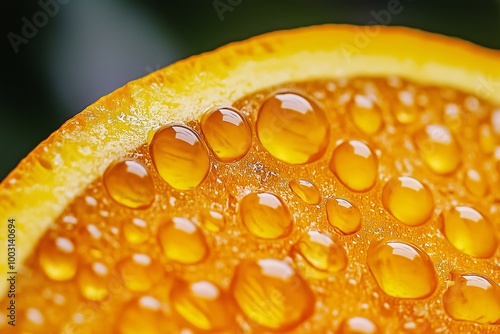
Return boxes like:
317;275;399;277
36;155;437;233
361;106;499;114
1;24;500;333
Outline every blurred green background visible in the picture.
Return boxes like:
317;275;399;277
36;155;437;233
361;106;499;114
2;0;500;181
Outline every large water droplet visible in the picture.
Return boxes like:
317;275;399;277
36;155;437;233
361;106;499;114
230;258;315;331
171;279;235;331
150;125;210;190
443;272;500;324
367;239;437;299
441;206;498;258
257;92;329;164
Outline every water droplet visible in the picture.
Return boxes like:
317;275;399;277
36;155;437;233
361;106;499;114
441;206;498;258
326;198;362;235
85;196;97;206
492;109;500;134
150;125;210;190
292;231;347;272
239;192;293;239
496;147;500;173
443;103;462;132
289;179;321;205
103;159;155;209
171;280;235;331
413;124;461;174
349;94;383;134
38;235;78;281
401;319;431;333
443;272;500;324
123;218;150;244
118;254;163;292
337;316;380;334
230;258;315;331
201;107;252;162
62;215;77;225
394;90;418;124
77;224;102;245
330;140;378;192
479;124;497;154
26;308;44;325
117;296;177;334
77;262;110;301
158;217;209;264
367;239;437;299
256;92;329;164
17;307;50;333
464;169;488;197
200;209;225;232
382;176;434;226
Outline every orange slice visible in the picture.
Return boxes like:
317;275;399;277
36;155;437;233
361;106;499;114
1;25;500;333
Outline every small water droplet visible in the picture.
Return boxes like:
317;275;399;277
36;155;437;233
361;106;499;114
201;107;252;162
464;168;488;196
326;198;362;235
38;235;78;281
382;176;434;226
118;253;163;292
330;140;378;192
103;159;155;209
349;94;383;134
414;124;461;174
158;217;209;264
394;90;418;124
289;179;321;205
239;192;293;239
77;262;110;301
116;296;177;334
337;316;380;334
200;209;225;232
292;231;347;272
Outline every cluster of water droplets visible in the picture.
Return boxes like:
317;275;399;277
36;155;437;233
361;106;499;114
3;77;500;333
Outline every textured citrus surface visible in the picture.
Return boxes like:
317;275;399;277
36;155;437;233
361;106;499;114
0;25;500;333
2;77;500;333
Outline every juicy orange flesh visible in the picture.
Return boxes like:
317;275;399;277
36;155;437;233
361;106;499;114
2;77;500;333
